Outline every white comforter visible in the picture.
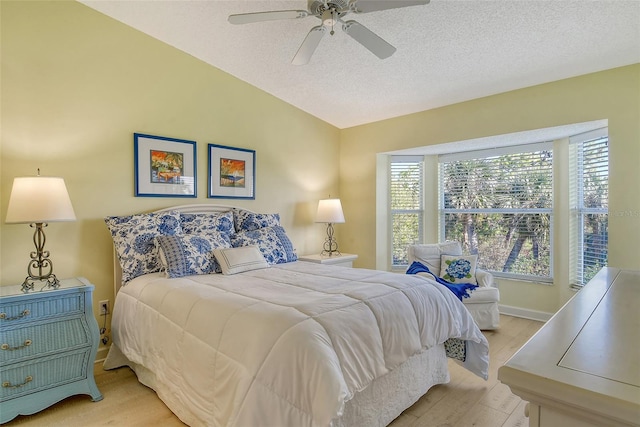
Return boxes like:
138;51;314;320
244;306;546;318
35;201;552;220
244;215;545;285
109;262;489;427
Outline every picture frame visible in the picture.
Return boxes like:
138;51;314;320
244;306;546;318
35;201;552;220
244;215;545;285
134;133;197;198
208;144;255;199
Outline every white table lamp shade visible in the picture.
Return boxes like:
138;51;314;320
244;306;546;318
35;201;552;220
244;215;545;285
316;198;345;224
6;177;76;224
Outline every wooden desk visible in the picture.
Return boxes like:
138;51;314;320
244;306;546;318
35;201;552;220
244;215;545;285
498;268;640;427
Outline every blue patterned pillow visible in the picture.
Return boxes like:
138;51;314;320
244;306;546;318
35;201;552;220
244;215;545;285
230;226;297;265
105;211;182;284
233;209;280;232
180;211;234;235
156;232;231;278
439;254;478;285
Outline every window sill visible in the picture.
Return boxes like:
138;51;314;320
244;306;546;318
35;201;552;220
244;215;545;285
494;276;554;286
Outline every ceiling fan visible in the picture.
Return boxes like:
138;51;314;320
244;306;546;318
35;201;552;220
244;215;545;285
228;0;430;65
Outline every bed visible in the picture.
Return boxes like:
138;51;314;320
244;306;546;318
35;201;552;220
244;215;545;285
102;204;489;427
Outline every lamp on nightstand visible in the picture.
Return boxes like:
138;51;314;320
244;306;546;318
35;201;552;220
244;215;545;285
5;171;76;293
315;198;345;256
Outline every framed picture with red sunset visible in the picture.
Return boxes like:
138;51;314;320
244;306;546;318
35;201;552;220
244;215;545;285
207;143;255;199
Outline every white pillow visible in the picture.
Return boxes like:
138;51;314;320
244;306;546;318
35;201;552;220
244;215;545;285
408;241;462;273
213;246;269;275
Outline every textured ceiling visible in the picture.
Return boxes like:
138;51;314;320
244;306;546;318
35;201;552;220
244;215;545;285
80;0;640;129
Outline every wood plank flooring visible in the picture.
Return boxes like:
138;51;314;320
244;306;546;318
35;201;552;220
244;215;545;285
4;315;542;427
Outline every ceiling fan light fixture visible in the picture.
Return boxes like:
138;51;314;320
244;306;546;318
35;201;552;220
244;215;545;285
321;9;338;27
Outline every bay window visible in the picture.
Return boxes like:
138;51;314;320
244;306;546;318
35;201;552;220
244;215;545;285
387;125;608;286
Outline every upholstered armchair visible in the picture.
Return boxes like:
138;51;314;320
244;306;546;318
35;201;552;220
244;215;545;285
407;241;500;330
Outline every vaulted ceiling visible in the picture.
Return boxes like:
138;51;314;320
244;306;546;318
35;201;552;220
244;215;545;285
80;0;640;129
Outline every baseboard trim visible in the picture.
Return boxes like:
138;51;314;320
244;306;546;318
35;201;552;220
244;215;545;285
95;345;110;364
499;304;553;322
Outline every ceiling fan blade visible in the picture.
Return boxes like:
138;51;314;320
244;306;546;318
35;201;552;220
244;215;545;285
292;25;326;65
353;0;429;14
228;10;309;25
342;20;396;59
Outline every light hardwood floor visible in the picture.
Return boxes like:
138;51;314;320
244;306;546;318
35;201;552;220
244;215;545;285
5;315;542;427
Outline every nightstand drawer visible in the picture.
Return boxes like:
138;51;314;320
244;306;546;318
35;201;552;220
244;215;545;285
0;293;83;325
0;349;90;401
0;318;88;364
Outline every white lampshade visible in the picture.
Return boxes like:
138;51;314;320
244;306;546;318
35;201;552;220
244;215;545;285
315;198;345;224
5;176;76;224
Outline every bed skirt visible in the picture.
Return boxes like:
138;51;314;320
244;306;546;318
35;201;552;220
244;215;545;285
104;342;449;427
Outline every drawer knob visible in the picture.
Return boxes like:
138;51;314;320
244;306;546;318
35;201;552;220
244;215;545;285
0;309;30;321
2;376;33;388
1;339;32;351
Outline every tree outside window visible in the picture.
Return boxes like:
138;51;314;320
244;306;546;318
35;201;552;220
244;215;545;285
440;147;553;280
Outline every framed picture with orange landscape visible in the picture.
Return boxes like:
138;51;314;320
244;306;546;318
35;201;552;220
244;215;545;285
208;143;255;199
134;133;197;197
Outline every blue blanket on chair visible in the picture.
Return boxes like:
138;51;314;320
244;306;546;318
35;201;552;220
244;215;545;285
406;261;478;301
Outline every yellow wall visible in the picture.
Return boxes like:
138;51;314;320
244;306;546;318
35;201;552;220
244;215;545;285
0;0;340;356
341;64;640;314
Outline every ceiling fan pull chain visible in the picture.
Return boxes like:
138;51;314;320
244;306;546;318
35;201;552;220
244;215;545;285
330;11;335;35
327;7;336;35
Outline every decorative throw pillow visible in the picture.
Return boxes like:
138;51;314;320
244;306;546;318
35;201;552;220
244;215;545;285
213;246;269;275
439;254;478;285
155;232;231;278
230;225;297;265
444;338;466;362
233;209;280;232
105;211;182;284
409;242;463;275
180;211;234;235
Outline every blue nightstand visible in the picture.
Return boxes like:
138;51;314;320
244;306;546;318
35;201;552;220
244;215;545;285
0;277;102;423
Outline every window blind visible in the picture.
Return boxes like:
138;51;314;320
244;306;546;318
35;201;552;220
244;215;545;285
573;132;608;287
439;146;553;280
390;156;424;267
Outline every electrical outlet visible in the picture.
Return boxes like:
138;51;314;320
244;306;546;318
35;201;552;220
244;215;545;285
99;300;109;316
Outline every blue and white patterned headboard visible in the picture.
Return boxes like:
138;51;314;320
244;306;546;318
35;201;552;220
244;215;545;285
112;204;252;294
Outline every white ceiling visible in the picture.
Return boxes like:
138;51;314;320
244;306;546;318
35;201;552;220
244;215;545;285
79;0;640;129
